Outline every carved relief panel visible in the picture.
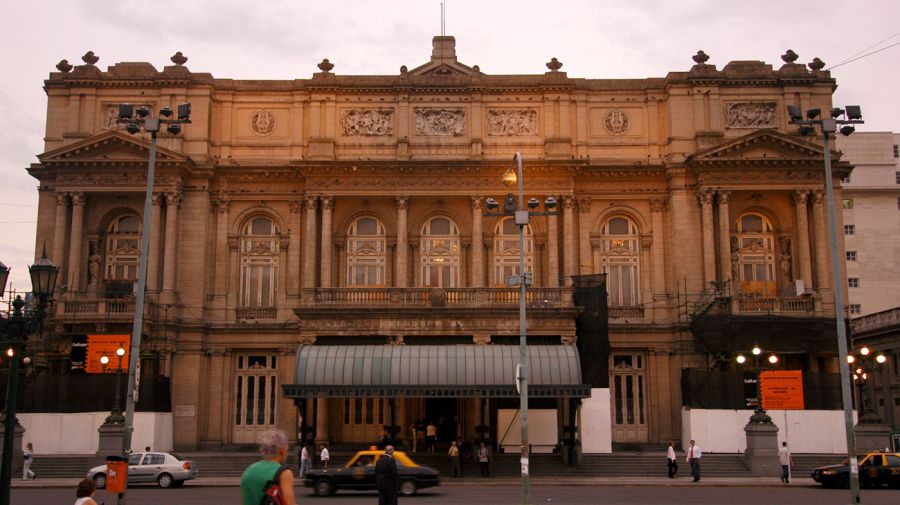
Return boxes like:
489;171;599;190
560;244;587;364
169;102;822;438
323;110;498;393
414;108;465;136
487;109;537;136
341;109;394;136
101;103;155;130
234;108;288;139
724;102;777;129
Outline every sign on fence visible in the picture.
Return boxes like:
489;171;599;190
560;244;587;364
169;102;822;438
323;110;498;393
760;370;804;410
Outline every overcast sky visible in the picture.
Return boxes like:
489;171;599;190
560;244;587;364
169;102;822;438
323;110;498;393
1;0;897;292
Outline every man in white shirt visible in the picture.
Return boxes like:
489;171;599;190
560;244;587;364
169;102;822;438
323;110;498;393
667;440;678;478
686;439;701;482
298;442;311;477
778;441;793;483
320;443;330;468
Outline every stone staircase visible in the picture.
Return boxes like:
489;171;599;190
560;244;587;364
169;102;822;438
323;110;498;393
29;451;844;480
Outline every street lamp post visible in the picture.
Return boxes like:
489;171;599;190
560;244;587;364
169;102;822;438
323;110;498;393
101;345;128;424
847;346;888;424
115;104;190;499
735;346;780;424
788;104;864;503
484;152;558;505
0;248;59;505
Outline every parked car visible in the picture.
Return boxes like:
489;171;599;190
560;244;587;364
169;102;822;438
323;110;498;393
811;451;900;488
88;452;198;489
304;448;440;496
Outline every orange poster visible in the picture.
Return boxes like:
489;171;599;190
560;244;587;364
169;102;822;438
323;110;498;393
760;370;804;410
85;334;131;374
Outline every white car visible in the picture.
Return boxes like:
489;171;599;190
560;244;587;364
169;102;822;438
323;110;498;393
88;452;198;489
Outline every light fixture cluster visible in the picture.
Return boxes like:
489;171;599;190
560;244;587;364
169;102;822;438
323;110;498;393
118;102;192;135
847;345;888;381
735;345;779;366
787;105;863;137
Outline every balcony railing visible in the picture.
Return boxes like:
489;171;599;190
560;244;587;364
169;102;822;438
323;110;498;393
60;297;136;318
236;307;278;321
306;287;571;307
733;296;815;314
608;306;645;320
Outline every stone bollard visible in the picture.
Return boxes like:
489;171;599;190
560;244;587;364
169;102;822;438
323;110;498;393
744;420;780;476
0;419;25;475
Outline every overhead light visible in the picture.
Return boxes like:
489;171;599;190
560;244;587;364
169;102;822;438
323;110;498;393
860;346;870;356
126;124;140;134
167;123;182;135
847;355;856;364
116;346;126;357
504;193;516;213
830;108;844;118
501;167;517;187
799;125;816;136
806;108;821;120
840;125;855;136
544;196;557;209
875;354;887;364
485;198;499;210
136;106;151;118
752;346;761;356
787;106;803;122
527;197;539;209
177;103;192;120
768;354;779;365
159;106;173;118
845;105;862;120
118;104;134;119
736;354;747;364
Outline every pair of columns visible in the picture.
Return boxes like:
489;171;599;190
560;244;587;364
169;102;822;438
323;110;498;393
53;191;181;293
698;189;732;287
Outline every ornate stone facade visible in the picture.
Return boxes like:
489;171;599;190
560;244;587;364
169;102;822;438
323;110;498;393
414;108;465;136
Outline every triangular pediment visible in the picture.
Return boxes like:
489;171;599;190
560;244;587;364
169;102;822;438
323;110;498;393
689;129;839;163
37;130;189;166
409;61;476;77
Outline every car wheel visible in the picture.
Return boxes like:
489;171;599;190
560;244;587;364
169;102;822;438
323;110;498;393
157;473;174;489
93;473;107;490
400;479;417;496
314;478;335;496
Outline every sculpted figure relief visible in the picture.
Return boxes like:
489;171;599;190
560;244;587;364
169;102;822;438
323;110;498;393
341;109;394;136
725;102;777;128
487;109;537;136
414;108;465;136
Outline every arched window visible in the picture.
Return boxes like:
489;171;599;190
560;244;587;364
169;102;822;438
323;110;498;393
420;216;460;288
347;216;386;286
105;215;141;281
598;216;641;306
492;217;534;286
240;216;280;308
734;213;776;295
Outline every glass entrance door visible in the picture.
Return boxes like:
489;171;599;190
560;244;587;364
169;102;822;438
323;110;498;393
233;354;278;444
610;353;648;442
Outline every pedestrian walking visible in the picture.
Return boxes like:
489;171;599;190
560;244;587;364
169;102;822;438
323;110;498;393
666;440;678;478
22;442;35;480
448;440;462;477
320;443;330;468
410;422;418;453
298;442;311;478
239;429;296;505
477;441;490;477
375;445;401;505
426;421;437;453
686;439;701;482
778;441;793;484
73;478;99;505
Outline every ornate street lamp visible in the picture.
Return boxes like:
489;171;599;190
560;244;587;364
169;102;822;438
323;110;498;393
847;346;888;424
0;247;58;505
788;104;864;503
735;345;779;424
484;153;559;505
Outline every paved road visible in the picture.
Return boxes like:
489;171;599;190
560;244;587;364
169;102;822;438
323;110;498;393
12;482;900;505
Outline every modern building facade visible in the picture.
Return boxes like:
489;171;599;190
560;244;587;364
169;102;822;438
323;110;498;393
835;132;900;317
27;37;851;451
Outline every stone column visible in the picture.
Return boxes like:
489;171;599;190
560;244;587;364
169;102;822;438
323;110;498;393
147;194;163;293
562;196;576;285
698;189;716;287
213;197;230;310
547;208;559;288
470;196;484;287
793;190;813;291
717;191;732;285
649;199;667;298
320;196;333;288
577;197;592;274
302;196;318;290
67;192;86;291
52;193;69;280
161;192;181;295
315;398;329;444
396;196;408;288
288;200;302;296
811;190;830;292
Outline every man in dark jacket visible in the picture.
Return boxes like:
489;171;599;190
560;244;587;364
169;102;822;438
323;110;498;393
375;445;401;505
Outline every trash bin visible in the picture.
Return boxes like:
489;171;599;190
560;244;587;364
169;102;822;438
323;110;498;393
106;455;128;493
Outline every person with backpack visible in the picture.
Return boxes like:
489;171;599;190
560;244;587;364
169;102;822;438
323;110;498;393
240;429;296;505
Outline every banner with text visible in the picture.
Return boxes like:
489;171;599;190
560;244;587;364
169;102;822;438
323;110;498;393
760;370;804;410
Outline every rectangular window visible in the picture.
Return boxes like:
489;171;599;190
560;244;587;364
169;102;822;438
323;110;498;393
848;277;859;288
849;304;861;315
846;251;857;261
842;199;853;209
844;225;855;235
841;175;851;184
894;144;899;158
896;171;900;184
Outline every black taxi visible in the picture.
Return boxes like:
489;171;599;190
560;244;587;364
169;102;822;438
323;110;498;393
811;451;900;488
303;448;440;496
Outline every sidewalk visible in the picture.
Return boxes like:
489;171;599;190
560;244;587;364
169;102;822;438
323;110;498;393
11;476;818;489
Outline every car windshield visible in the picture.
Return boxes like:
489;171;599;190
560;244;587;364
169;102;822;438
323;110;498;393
838;455;870;465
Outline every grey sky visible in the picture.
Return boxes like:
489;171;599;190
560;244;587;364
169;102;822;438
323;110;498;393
1;0;897;291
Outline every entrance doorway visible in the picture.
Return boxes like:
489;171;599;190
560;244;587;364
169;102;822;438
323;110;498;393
610;352;649;443
233;354;279;444
425;398;458;448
